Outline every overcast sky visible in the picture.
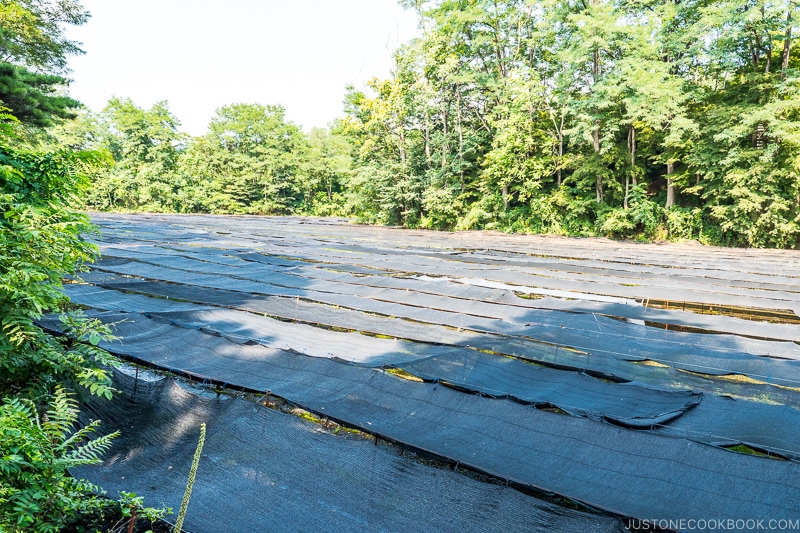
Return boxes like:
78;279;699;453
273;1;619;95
64;0;420;136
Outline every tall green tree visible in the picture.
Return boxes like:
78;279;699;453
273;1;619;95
0;1;87;127
67;0;800;248
0;63;80;127
199;103;306;214
340;0;800;246
0;0;89;73
0;2;174;529
302;126;352;216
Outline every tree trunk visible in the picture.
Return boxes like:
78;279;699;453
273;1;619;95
551;111;564;187
424;106;431;168
665;161;675;208
456;86;463;157
502;184;509;210
592;42;602;203
624;179;630;209
629;125;636;185
625;126;636;209
491;0;507;79
765;39;772;74
750;25;763;72
398;128;406;164
781;7;794;79
456;85;464;191
593;125;603;203
750;42;760;72
441;94;449;170
557;130;563;187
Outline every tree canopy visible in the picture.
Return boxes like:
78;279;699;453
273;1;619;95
0;0;86;127
68;0;800;248
334;0;800;247
70;99;353;217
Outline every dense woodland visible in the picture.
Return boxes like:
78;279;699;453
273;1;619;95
52;0;800;248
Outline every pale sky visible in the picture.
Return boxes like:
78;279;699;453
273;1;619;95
64;1;420;136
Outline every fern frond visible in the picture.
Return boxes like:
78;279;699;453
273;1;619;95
43;386;78;443
2;397;36;421
56;419;100;453
64;476;104;496
60;430;119;466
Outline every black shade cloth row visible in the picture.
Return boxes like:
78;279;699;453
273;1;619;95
77;371;627;533
68;268;800;386
63;284;800;410
96;246;800;341
70;213;800;532
87;214;800;320
62;310;800;524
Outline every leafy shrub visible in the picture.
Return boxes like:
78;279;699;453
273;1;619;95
0;145;117;397
552;189;600;237
310;191;348;217
420;187;460;230
599;185;663;239
599;207;636;237
526;195;565;234
0;386;118;533
455;192;502;231
665;207;703;241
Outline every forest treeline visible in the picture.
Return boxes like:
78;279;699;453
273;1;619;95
61;0;800;247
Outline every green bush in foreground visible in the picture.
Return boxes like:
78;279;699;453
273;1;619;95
0;138;170;531
0;386;117;532
0;143;116;397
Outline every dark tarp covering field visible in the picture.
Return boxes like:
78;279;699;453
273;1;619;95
64;214;800;532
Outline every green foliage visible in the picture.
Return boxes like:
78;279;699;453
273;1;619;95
73;99;347;217
336;0;800;247
203;103;306;214
599;186;664;239
665;207;705;242
0;0;89;74
0;143;116;397
0;4;172;531
0;134;172;533
690;74;800;247
0;62;81;127
66;1;800;248
302;127;352;216
0;385;118;533
0;0;89;128
75;97;187;212
525;194;565;235
117;491;171;524
455;193;502;231
420;186;460;230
